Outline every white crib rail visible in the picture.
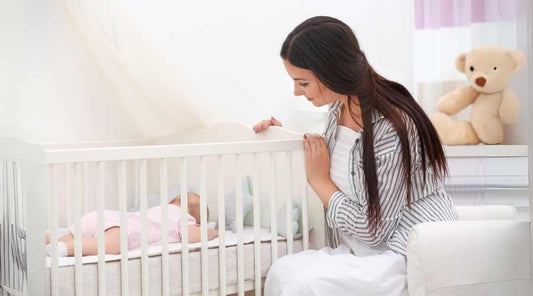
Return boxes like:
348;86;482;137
118;161;129;296
217;155;227;296
270;152;278;263
1;161;27;295
199;156;209;296
48;164;59;296
44;138;314;296
73;163;83;296
252;153;261;296
1;139;47;296
159;159;169;296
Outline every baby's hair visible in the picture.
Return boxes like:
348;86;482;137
169;192;209;224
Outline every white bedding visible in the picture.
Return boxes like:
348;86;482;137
46;227;304;296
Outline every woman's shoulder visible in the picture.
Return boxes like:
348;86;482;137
372;111;421;157
373;110;418;140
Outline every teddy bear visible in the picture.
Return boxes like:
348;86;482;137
431;45;526;145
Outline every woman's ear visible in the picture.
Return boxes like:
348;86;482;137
455;53;467;73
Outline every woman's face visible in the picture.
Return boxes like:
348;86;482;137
283;59;344;107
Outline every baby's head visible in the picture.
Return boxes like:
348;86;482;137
169;192;209;224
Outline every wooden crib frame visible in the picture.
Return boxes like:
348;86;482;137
1;122;327;296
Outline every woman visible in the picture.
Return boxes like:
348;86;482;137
254;16;458;295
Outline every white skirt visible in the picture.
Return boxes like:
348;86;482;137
264;244;408;296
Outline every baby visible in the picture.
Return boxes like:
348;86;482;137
46;192;218;257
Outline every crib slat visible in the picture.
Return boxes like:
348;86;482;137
97;162;106;296
83;163;89;219
13;162;21;291
1;162;7;290
270;152;278;262
118;160;129;296
16;161;25;239
217;155;227;296
4;162;10;290
140;159;149;296
16;163;27;292
199;156;209;295
236;154;244;296
16;162;25;292
1;162;4;290
10;162;15;290
134;160;140;214
7;161;11;289
73;163;83;296
3;162;10;292
8;162;13;290
286;152;294;255
180;157;190;296
65;163;72;228
252;153;261;296
49;164;59;296
301;151;309;250
160;158;170;296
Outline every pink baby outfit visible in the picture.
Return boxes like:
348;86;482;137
71;204;197;251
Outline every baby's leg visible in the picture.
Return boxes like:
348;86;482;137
64;227;122;256
46;232;74;244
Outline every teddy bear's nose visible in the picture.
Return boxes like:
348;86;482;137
475;77;486;87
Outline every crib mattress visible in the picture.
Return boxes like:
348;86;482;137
46;227;304;295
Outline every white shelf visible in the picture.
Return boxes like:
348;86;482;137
444;145;528;158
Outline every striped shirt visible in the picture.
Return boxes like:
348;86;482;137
323;100;458;257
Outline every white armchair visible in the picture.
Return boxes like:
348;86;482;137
407;205;530;296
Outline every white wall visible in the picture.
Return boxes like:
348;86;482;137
0;1;146;144
0;0;414;145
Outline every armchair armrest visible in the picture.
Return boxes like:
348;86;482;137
455;205;517;221
407;220;530;296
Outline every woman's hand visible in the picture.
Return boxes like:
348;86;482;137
253;116;282;133
303;133;331;186
303;134;339;207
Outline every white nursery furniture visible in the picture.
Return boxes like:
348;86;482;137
0;122;326;296
1;122;531;296
406;145;530;296
407;205;529;296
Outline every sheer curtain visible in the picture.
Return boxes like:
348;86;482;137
413;0;528;145
56;0;212;141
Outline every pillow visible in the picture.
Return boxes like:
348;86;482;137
244;201;301;238
224;175;254;232
276;202;300;238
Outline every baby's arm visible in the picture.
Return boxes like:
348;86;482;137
187;225;219;243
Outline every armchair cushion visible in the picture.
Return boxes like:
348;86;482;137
407;220;530;296
454;205;517;221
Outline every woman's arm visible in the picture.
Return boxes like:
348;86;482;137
327;127;415;247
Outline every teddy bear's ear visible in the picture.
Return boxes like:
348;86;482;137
508;50;526;70
455;53;467;73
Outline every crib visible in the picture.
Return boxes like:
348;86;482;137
0;122;327;296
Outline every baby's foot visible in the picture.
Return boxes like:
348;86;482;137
58;234;74;243
46;241;68;257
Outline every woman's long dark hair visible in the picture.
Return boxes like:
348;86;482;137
281;16;447;234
